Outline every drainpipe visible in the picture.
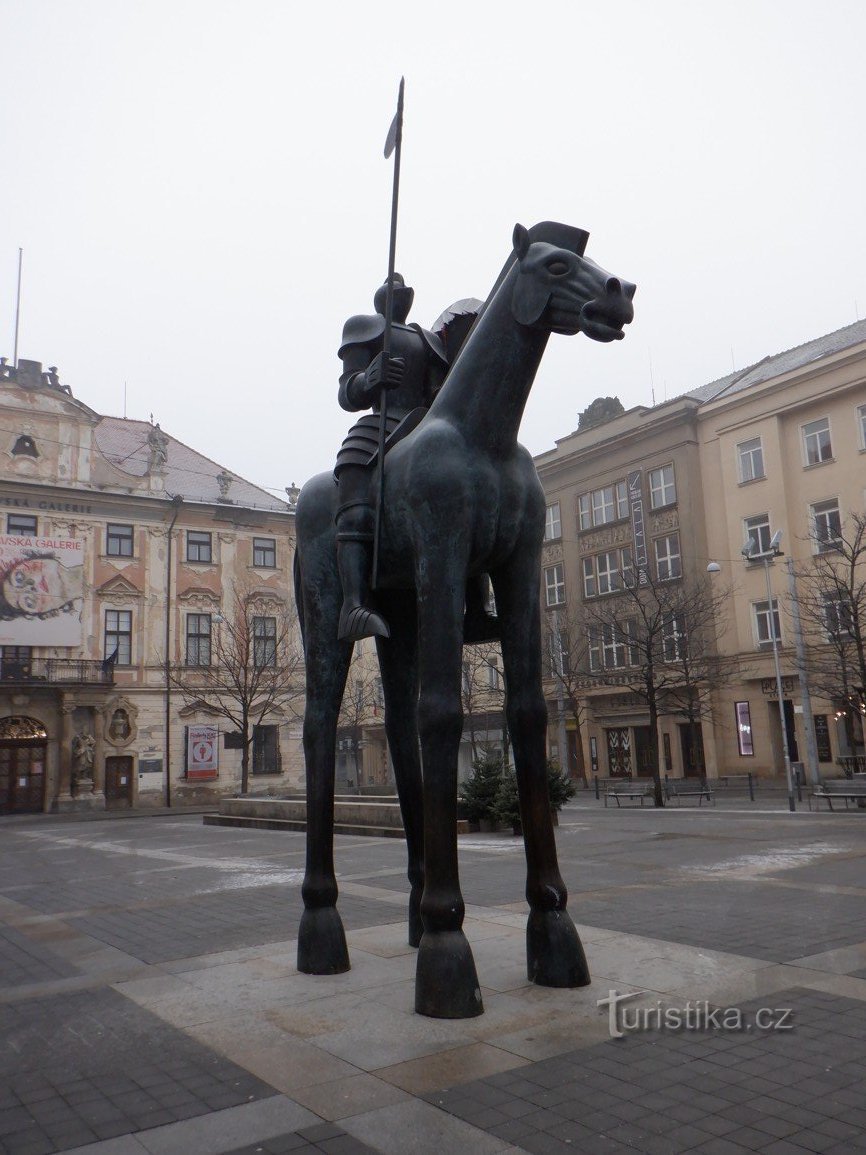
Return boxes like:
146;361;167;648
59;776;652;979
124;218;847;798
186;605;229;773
164;495;183;806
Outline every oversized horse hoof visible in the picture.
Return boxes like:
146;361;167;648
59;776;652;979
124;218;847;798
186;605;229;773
338;603;390;642
408;888;423;949
463;609;500;644
415;930;484;1018
297;906;350;975
527;909;590;988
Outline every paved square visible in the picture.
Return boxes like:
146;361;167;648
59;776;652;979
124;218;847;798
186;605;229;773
2;801;865;1153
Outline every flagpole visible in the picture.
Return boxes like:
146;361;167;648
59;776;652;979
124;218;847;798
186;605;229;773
372;78;404;589
13;248;23;368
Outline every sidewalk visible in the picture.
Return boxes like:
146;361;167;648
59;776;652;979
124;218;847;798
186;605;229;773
2;804;866;1154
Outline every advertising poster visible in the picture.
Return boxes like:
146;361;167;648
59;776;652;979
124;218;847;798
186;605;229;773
187;725;219;779
0;535;84;646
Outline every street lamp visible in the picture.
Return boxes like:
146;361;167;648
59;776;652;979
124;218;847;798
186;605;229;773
742;531;796;812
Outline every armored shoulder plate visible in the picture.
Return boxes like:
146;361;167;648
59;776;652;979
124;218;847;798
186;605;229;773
338;313;387;358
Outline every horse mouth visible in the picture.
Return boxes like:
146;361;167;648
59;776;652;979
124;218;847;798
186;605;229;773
579;314;626;342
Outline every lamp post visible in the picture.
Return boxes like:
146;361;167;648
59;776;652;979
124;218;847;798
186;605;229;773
742;532;796;813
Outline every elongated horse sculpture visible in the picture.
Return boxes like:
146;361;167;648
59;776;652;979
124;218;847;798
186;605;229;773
294;221;635;1018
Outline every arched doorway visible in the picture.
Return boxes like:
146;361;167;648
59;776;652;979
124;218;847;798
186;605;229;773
0;716;48;814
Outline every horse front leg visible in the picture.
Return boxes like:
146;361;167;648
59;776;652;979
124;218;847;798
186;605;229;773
297;588;354;975
414;572;483;1018
376;592;424;948
492;555;590;989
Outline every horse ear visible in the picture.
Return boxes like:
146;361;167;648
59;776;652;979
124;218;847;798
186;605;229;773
513;223;530;259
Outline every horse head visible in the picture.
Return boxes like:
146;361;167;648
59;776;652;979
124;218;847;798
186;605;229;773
511;222;635;342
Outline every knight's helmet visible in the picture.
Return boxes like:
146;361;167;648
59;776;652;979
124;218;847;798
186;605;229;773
374;273;414;324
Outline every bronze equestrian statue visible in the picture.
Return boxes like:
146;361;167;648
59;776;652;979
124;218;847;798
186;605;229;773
294;221;635;1018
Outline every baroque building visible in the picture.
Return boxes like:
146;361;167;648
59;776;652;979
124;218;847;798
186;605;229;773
0;358;301;813
535;320;866;782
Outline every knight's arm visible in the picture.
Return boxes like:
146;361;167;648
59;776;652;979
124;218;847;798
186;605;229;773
338;342;378;413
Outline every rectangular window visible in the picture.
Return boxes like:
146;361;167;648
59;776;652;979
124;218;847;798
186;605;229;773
185;613;212;666
859;404;866;450
253;616;277;667
737;437;764;482
823;593;853;639
577;493;591;531
6;513;37;536
253;537;277;567
620;546;634;589
544;563;565;607
662;614;684;662
602;622;625;669
588;627;601;672
596;551;619;595
592;486;616;526
486;661;501;690
753;599;782;647
811;499;842;552
106;523;134;557
252;724;280;774
802;417;832;465
544;502;561;542
744;514;771;555
186;531;213;563
735;701;754;756
654;533;682;580
624;618;639;667
582;557;597;599
1;645;32;679
616;480;629;520
648;464;676;509
105;610;132;665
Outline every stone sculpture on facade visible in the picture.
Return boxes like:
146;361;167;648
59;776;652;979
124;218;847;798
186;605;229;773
293;220;635;1018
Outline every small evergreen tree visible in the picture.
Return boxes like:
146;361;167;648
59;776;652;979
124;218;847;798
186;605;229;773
458;752;504;823
492;765;521;832
547;760;577;811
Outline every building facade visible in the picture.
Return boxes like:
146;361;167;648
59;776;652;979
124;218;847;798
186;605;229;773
0;358;301;814
535;320;866;782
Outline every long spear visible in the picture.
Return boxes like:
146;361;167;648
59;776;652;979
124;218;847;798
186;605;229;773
372;77;404;590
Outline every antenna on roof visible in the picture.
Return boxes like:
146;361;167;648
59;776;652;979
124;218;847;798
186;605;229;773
648;350;655;406
12;248;22;368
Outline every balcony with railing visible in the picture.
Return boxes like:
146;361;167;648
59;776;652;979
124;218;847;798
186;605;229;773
0;658;115;687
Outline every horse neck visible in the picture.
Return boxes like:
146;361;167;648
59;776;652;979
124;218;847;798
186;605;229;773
429;264;549;454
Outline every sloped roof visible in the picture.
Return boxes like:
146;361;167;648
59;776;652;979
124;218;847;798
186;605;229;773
93;416;289;512
685;318;866;406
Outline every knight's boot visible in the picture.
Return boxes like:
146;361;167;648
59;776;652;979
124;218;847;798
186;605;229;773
336;503;390;642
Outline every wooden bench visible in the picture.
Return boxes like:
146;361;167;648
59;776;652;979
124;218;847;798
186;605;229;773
809;779;866;811
604;779;655;807
664;777;714;806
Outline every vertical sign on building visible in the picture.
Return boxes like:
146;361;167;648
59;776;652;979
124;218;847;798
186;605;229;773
186;725;219;779
627;471;648;584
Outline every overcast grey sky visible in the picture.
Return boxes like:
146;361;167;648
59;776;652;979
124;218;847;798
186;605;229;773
2;1;864;498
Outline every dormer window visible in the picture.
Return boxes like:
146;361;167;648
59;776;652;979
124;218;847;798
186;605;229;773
12;435;38;458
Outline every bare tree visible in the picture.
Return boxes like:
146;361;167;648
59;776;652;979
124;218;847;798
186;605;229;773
169;583;304;794
541;605;589;784
583;567;734;806
338;643;384;791
793;510;866;754
461;643;507;765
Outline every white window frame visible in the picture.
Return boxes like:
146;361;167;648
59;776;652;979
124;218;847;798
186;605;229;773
105;609;133;665
592;486;616;526
753;599;782;648
616;480;629;519
544;502;562;542
810;499;842;553
744;513;772;555
602;622;625;669
858;403;866;450
582;557;597;598
648;464;676;509
802;417;832;466
588;627;602;672
737;437;764;483
662;613;685;662
654;533;682;581
596;551;619;595
544;563;565;607
578;493;592;531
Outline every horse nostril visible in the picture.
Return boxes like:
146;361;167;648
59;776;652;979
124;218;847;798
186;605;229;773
605;276;622;296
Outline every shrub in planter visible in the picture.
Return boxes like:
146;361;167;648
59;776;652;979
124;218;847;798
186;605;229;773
458;753;504;825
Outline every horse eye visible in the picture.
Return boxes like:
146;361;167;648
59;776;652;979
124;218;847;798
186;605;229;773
547;260;569;276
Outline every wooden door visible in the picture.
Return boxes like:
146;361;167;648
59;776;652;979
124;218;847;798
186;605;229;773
104;756;134;809
0;742;46;814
